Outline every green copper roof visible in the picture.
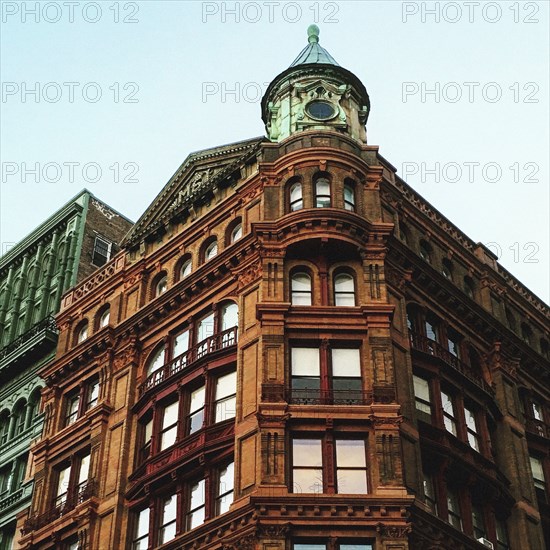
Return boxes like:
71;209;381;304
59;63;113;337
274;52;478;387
290;24;339;67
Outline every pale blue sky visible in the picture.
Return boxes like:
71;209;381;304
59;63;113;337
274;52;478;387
1;1;548;302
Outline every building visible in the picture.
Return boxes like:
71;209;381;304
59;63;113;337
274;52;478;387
17;26;549;550
0;190;132;549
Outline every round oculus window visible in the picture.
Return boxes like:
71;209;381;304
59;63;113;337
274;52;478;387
306;100;336;121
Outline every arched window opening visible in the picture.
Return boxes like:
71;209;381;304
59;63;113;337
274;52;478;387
344;179;356;211
315;177;331;208
0;410;10;444
98;306;110;328
76;321;88;344
205;239;218;262
464;276;475;299
155;275;168;297
220;302;238;331
13;400;26;437
180;257;192;279
291;272;312;306
334;272;355;306
289;182;303;212
146;346;166;377
419;240;432;263
442;259;453;280
229;223;242;244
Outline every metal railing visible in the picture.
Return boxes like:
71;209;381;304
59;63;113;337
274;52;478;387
525;417;548;438
0;316;58;361
288;388;373;406
138;326;238;396
409;332;493;394
22;479;96;533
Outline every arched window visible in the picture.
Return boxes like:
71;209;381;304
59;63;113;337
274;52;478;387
442;259;453;280
289;182;303;212
464;276;475;299
76;321;88;344
204;239;218;262
13;400;26;437
155;275;168;297
28;388;42;426
146;345;165;377
220;302;239;331
419;240;431;263
180;256;192;279
521;323;532;345
0;410;10;444
344;179;355;211
315;177;331;208
98;306;110;329
291;272;312;305
334;272;355;306
228;221;242;244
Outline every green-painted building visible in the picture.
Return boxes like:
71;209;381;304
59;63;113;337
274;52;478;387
0;190;132;549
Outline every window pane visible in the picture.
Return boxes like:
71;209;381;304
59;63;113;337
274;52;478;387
163;402;179;428
188;505;205;529
293;468;323;493
190;386;205;413
216;372;236;400
173;330;189;357
425;320;437;341
134;508;149;546
413;376;430;402
221;303;238;330
100;309;110;327
198;314;215;342
295;545;326;550
292;348;320;376
337;469;368;494
160;495;177;543
290;183;302;203
219;462;234;493
532;401;543;421
530;456;545;482
335;273;354;293
336;440;366;467
147;347;165;375
464;408;477;431
78;454;90;486
216;395;236;422
87;380;99;409
181;260;192;278
231;224;243;242
332;349;361;377
190;479;205;509
144;418;153;442
206;241;218;260
57;465;71;497
316;180;330;194
293;439;322;466
340;545;372;550
292;273;311;292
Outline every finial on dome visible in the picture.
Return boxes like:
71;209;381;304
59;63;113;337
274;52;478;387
307;24;320;44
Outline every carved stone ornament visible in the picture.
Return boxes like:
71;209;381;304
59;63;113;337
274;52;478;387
258;523;290;539
376;523;412;539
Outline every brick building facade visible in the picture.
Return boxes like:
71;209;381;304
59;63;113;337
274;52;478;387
15;27;549;550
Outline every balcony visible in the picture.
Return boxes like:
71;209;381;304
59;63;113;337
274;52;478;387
409;332;493;395
0;316;58;371
0;481;33;515
525;417;549;438
288;388;373;406
138;327;238;396
22;479;96;533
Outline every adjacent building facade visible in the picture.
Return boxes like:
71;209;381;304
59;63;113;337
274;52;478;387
0;191;132;549
15;27;549;550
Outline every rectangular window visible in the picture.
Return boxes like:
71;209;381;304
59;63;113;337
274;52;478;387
85;378;99;411
160;402;179;451
141;418;153;462
292;438;323;493
132;508;150;550
413;375;431;416
340;545;373;550
425;320;438;341
55;465;71;507
294;545;326;550
331;349;362;403
335;439;367;494
422;471;437;513
65;392;80;426
446;488;462;530
197;313;215;356
173;329;189;360
291;348;320;403
92;236;112;267
447;333;460;358
186;479;206;530
215;371;236;422
532;400;543;421
0;466;11;494
188;386;205;435
76;453;90;497
216;462;234;515
441;391;457;436
471;503;486;539
159;494;177;544
530;455;546;499
464;406;480;451
495;518;509;550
